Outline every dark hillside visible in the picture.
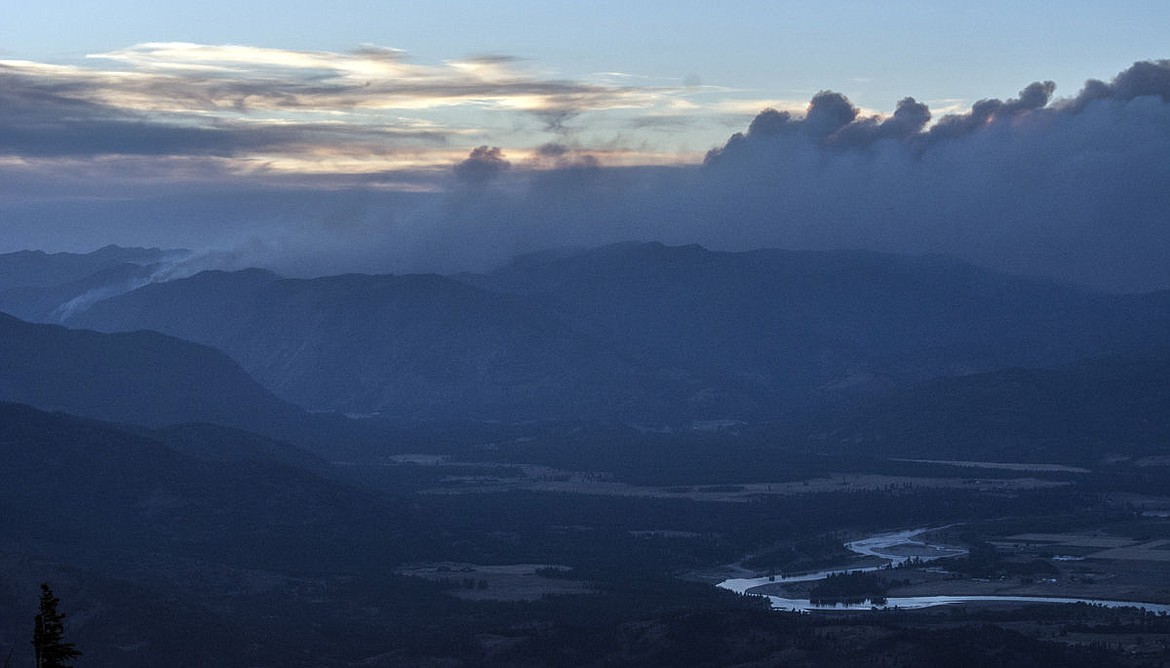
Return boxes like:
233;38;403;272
790;349;1170;463
0;311;305;432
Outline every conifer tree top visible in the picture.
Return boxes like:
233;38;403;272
32;583;81;668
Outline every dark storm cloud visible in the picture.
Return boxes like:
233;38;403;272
924;80;1055;142
1068;59;1170;110
528;142;600;170
843;96;931;145
684;61;1168;291
1103;59;1170;100
886;97;932;134
535;143;571;158
803;91;859;138
412;59;1170;292
453;146;511;183
705;77;1060;161
4;55;1170;294
747;108;792;136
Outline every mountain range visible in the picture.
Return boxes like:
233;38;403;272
35;242;1168;422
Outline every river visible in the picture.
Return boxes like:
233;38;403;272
717;527;1170;614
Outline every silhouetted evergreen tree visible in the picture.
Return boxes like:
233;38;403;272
32;583;80;668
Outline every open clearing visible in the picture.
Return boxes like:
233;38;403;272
398;563;594;601
419;468;1070;501
890;459;1089;473
1006;533;1136;548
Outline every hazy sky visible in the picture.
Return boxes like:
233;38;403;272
2;2;1169;291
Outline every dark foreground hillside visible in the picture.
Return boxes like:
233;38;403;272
4;401;1170;665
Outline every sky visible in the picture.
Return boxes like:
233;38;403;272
2;2;1170;291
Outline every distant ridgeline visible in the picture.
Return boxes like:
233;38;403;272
3;242;1169;428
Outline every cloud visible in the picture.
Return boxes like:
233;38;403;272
679;61;1166;291
0;43;691;178
823;97;931;148
922;80;1055;142
803;91;859;138
0;58;456;173
453;146;510;183
1066;59;1170;111
535;142;571;159
2;53;1169;294
523;143;599;171
368;59;1169;292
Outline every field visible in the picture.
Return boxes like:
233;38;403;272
398;563;595;601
